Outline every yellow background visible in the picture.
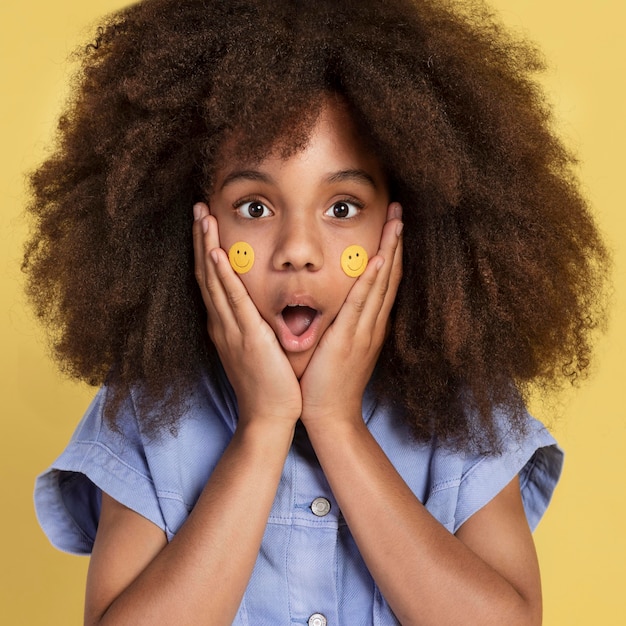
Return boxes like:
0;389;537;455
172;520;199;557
1;1;624;623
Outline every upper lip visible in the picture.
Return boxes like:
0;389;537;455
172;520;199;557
275;292;321;315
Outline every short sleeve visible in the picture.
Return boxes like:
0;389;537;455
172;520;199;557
424;412;564;533
34;387;165;555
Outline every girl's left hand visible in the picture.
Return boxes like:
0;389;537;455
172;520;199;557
299;202;403;427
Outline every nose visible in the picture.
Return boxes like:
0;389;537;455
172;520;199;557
272;213;324;271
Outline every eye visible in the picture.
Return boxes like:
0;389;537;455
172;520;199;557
236;200;273;219
325;200;360;219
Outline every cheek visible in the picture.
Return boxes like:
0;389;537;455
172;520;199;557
336;220;386;276
215;220;265;277
230;268;274;328
213;218;241;252
330;243;369;296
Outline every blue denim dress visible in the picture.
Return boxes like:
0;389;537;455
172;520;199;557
35;372;562;625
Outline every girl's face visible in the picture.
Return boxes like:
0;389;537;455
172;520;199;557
208;101;390;378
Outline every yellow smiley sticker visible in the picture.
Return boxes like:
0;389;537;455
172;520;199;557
228;241;255;274
340;245;368;278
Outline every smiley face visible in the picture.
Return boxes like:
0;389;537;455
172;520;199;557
228;241;255;274
340;245;368;278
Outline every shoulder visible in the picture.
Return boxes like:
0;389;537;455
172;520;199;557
34;371;237;554
453;410;563;532
368;398;563;533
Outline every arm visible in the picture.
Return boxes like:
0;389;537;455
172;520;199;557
304;421;542;626
84;204;301;625
85;421;293;625
300;204;541;625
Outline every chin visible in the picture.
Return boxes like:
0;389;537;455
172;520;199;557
287;352;313;380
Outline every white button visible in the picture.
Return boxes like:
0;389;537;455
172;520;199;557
308;613;327;626
311;497;331;517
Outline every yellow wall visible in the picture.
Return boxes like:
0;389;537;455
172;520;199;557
2;1;624;623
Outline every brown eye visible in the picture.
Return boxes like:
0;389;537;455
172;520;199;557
247;202;265;218
236;200;272;219
332;202;349;218
326;200;359;219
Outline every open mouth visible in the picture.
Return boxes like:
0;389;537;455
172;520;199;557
281;305;318;337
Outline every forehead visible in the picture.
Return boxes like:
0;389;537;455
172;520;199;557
212;98;385;184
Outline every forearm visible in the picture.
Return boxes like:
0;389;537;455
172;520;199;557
88;420;294;626
304;419;541;626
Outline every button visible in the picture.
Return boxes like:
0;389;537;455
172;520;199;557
308;613;327;626
311;497;331;517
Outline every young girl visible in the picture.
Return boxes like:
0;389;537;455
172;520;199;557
28;0;608;624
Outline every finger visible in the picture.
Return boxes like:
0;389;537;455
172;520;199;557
208;245;268;335
343;203;403;332
327;202;402;336
192;206;221;312
328;252;385;341
365;202;402;295
193;204;227;326
192;202;210;294
378;202;403;280
202;216;250;338
376;203;404;321
193;206;241;336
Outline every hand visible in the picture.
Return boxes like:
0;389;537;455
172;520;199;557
299;202;403;427
192;203;302;427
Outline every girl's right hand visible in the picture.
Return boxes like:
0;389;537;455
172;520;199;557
192;202;302;428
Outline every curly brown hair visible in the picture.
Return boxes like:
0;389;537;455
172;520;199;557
23;0;609;450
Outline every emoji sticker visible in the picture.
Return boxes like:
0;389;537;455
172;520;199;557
228;241;255;274
340;245;368;278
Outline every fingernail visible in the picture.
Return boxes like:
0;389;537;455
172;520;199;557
392;203;403;220
376;258;384;271
210;250;219;264
396;222;404;237
201;217;209;234
193;204;202;221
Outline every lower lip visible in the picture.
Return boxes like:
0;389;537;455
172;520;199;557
275;312;322;353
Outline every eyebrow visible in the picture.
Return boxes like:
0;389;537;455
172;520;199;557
325;169;378;189
219;170;274;190
219;168;379;191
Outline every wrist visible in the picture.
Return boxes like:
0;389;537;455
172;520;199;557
236;394;302;431
233;418;296;456
301;393;363;425
302;409;367;441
